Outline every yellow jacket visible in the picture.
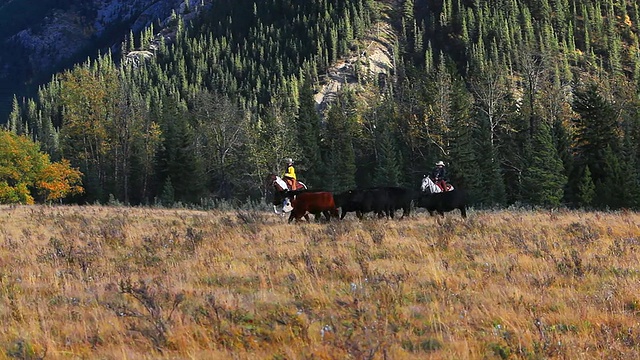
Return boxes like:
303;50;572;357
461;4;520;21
284;165;296;180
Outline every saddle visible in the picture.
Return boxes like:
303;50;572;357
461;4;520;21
281;176;304;191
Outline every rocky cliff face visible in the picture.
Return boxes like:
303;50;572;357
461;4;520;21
0;0;210;120
7;0;205;71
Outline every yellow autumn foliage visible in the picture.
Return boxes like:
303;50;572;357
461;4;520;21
0;130;83;204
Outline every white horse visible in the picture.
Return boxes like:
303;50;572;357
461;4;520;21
421;176;453;193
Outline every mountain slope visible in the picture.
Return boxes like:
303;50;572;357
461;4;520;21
0;0;210;121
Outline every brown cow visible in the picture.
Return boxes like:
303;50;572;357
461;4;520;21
288;192;339;223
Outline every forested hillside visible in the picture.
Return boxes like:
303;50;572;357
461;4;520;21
396;0;640;209
4;0;640;209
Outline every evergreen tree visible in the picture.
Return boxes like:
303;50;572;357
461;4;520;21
576;165;596;207
619;132;640;208
521;121;567;207
159;176;175;206
571;83;619;192
552;118;574;204
322;94;357;192
7;96;23;135
448;77;481;201
473;114;506;206
373;118;401;186
294;78;323;187
595;145;625;208
129;104;161;205
156;96;205;204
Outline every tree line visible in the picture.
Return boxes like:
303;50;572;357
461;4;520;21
3;0;640;209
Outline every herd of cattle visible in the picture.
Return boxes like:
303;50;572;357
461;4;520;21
275;186;468;223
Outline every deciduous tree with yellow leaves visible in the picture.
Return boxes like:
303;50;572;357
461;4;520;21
0;130;83;204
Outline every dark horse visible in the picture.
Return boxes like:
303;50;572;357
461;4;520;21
267;174;307;214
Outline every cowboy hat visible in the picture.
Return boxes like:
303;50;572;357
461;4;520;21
435;161;445;166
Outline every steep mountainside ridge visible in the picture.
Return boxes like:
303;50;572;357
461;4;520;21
0;0;211;121
8;0;208;70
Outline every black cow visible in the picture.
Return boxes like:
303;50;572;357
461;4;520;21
415;189;468;218
335;188;390;219
334;186;413;220
384;186;413;219
333;190;355;219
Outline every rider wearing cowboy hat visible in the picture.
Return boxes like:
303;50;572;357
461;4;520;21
431;160;448;191
283;158;298;190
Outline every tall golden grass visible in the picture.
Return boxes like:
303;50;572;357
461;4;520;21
0;205;638;359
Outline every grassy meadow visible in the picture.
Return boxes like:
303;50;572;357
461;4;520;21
0;205;638;359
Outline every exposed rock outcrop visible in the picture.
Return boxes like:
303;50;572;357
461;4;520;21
314;14;396;113
4;0;210;73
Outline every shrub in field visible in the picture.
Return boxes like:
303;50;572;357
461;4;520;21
5;338;45;359
104;278;185;351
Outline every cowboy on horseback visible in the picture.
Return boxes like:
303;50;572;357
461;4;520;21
269;158;307;215
283;158;298;190
431;161;448;192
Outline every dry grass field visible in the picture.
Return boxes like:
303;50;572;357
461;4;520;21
0;205;638;359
